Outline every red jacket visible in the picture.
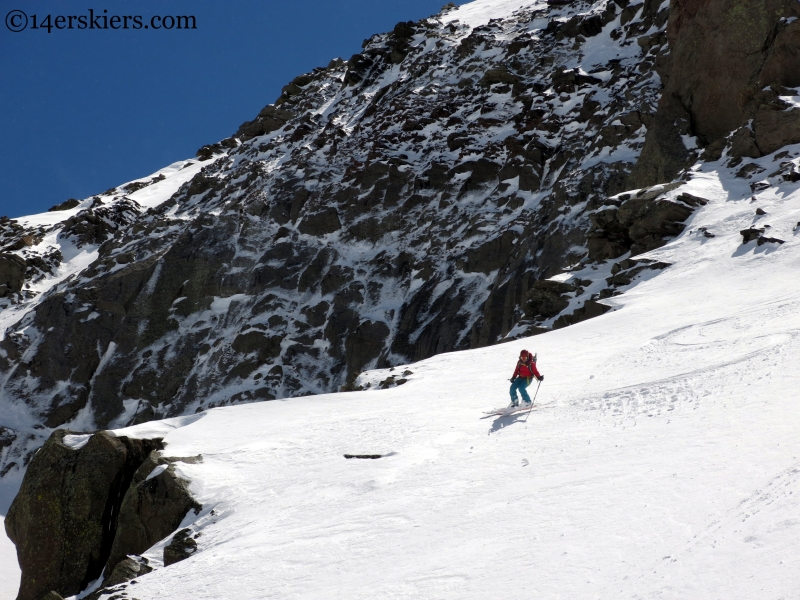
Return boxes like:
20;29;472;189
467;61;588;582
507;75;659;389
512;358;541;380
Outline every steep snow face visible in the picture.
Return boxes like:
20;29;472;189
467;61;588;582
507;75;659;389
77;153;800;600
0;0;674;456
441;0;544;27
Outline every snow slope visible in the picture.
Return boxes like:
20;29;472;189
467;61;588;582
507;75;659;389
441;0;542;27
0;477;21;600
73;153;800;599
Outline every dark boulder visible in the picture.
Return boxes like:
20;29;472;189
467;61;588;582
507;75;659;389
551;67;601;94
462;231;516;274
298;207;342;236
5;430;162;600
446;132;473;151
757;236;785;246
552;67;578;94
587;187;693;260
345;320;390;375
3;233;44;252
196;143;226;161
729;126;761;159
586;205;630;262
479;69;520;87
231;330;283;361
524;280;576;320
163;528;198;567
111;558;152;593
106;556;153;584
43;389;90;429
343;53;376;86
235;105;296;141
347;215;399;243
281;73;315;97
740;228;765;244
387;21;416;64
48;199;80;212
451;159;501;192
675;192;709;207
104;452;202;576
618;196;693;256
753;106;800;156
739;228;782;246
0;253;26;297
84;556;153;600
553;299;611;329
456;31;492;59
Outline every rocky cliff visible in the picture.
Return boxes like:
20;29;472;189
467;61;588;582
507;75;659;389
1;0;798;480
630;0;800;185
5;429;200;600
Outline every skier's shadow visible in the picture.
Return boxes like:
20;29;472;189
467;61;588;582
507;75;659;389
484;411;528;434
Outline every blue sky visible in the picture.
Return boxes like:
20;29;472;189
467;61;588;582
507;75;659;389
0;0;462;218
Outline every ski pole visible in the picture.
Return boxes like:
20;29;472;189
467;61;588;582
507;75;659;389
523;380;542;424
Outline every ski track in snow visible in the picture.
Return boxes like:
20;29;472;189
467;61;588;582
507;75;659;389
50;157;800;600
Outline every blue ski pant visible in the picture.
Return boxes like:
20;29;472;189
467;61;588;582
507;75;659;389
509;377;531;404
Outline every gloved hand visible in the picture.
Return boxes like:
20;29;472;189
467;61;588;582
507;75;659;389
537;375;544;382
510;377;516;382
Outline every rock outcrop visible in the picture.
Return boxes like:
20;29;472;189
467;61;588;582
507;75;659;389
104;452;202;576
5;431;162;600
4;430;200;600
163;529;199;567
586;183;695;261
630;0;800;186
0;253;26;297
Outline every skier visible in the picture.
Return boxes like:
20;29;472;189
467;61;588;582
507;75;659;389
509;349;543;408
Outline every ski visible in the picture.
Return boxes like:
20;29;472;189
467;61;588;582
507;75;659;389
483;404;535;416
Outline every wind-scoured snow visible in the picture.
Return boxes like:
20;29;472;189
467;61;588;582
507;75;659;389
71;154;800;600
441;0;543;28
12;160;202;230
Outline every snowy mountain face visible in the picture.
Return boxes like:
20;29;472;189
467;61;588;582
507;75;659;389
8;130;800;600
3;0;800;598
0;0;677;464
1;0;800;493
